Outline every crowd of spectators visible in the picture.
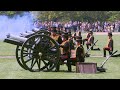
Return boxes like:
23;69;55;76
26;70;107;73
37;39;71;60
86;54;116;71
33;20;120;32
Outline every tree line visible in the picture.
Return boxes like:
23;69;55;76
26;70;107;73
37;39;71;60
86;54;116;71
1;11;120;22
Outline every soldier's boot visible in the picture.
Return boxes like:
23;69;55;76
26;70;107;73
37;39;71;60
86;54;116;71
86;44;89;50
103;48;106;57
83;40;85;45
112;54;120;57
92;48;101;51
55;62;60;72
110;51;120;57
67;59;72;72
91;46;94;50
109;51;113;55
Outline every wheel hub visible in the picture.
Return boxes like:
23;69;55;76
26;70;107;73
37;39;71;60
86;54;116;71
38;52;42;57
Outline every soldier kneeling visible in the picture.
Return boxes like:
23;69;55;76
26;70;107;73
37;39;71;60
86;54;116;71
103;32;113;57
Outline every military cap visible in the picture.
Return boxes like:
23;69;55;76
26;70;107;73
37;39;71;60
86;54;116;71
89;30;93;34
68;31;72;36
51;29;57;33
76;36;82;44
108;32;112;36
61;33;68;40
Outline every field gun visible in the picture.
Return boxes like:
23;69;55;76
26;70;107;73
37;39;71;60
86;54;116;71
4;30;60;72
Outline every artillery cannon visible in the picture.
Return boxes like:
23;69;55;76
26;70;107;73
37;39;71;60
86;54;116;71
4;30;61;72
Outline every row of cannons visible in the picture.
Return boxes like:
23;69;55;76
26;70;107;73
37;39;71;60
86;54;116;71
3;29;118;73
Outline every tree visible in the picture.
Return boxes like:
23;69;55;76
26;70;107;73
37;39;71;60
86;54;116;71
0;11;28;17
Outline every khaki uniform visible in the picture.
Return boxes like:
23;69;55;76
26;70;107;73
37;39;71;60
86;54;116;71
50;35;59;41
76;45;85;62
50;34;62;46
56;40;71;72
60;40;69;55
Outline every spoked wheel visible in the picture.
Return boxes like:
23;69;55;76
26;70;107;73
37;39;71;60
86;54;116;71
21;34;60;72
16;45;28;70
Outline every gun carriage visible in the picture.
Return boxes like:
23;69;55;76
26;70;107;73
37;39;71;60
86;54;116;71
4;29;61;72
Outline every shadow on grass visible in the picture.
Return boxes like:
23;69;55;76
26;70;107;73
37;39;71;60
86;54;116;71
51;70;76;73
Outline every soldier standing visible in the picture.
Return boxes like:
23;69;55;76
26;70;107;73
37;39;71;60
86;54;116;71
56;33;71;72
75;36;85;62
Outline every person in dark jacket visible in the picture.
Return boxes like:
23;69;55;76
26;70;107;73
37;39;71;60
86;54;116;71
55;33;71;72
75;36;85;62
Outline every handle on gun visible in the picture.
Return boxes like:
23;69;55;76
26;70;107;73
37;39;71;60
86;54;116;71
111;50;118;56
93;40;98;45
100;50;118;68
86;40;98;54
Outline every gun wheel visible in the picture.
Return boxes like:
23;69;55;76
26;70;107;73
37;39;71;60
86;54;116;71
21;34;60;72
16;45;28;70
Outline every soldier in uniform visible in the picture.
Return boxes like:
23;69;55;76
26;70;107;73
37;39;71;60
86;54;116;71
82;31;90;45
73;30;82;41
68;31;75;50
86;31;94;50
55;33;71;72
86;31;100;50
103;32;113;57
50;27;62;44
75;36;85;62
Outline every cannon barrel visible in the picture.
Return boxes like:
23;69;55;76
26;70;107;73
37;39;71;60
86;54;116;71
32;28;40;32
4;34;27;46
20;33;30;37
20;30;35;38
26;30;34;34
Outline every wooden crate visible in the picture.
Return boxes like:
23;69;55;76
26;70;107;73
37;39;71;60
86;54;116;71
76;62;97;74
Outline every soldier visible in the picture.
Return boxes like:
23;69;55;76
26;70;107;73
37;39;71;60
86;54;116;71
103;32;113;57
56;33;71;72
86;31;94;50
86;31;100;50
50;27;62;44
82;31;90;45
75;36;85;62
73;30;82;41
68;31;75;50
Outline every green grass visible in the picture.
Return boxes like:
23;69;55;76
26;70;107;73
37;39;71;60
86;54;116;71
0;40;16;56
0;34;120;79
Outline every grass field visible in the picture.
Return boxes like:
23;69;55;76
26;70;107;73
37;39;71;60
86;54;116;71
0;33;120;79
